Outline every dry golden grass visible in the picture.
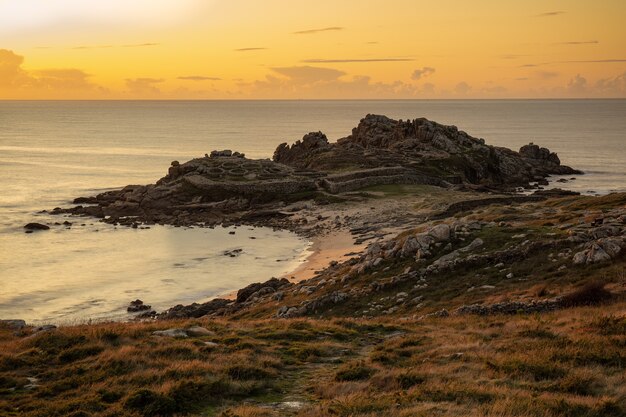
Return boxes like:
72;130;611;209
1;302;625;416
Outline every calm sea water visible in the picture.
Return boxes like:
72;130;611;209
1;100;625;323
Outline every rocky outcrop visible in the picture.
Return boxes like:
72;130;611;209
236;277;291;303
572;237;625;265
159;298;232;319
48;115;582;229
519;143;561;165
273;132;331;168
274;114;581;187
52;152;323;225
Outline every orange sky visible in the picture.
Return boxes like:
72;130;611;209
1;0;625;99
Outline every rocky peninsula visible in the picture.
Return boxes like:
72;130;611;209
5;115;625;417
48;114;580;229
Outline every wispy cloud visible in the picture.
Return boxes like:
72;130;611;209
71;43;158;50
411;67;435;80
177;76;222;81
122;43;159;48
292;26;344;35
72;45;113;50
302;58;413;63
125;78;164;95
499;54;528;60
536;71;559;79
234;47;267;52
555;40;599;45
271;66;346;82
535;11;565;17
520;58;626;67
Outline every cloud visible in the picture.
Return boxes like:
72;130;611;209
594;72;626;96
454;81;472;95
535;11;565;17
411;67;435;80
177;76;221;81
125;77;164;94
122;43;159;48
0;49;33;89
35;68;96;90
499;54;527;60
568;59;626;63
238;65;433;99
482;85;508;94
234;47;267;52
302;58;413;63
536;71;559;79
271;66;346;82
421;82;435;94
72;45;113;50
567;74;587;95
292;27;344;35
556;40;598;45
0;48;104;97
72;43;158;50
521;58;626;67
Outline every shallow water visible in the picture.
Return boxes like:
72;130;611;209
0;99;624;323
0;223;310;324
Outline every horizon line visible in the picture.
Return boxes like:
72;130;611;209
1;98;625;102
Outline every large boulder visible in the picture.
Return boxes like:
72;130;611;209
236;277;291;304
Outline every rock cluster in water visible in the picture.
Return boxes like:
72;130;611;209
50;115;581;227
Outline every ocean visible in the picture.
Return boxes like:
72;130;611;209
1;99;625;324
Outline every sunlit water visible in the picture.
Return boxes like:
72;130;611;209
0;100;624;324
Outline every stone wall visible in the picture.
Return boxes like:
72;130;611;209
182;175;317;201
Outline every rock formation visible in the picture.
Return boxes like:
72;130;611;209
274;114;581;187
51;115;582;226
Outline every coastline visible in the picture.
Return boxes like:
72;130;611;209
283;230;364;282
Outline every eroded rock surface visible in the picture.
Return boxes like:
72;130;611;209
274;114;581;187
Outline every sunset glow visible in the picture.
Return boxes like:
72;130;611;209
1;0;625;99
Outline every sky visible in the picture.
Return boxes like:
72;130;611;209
1;0;625;99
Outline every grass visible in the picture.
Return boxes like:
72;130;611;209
1;302;626;416
2;192;624;415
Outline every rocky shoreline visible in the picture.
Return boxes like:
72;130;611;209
22;114;626;325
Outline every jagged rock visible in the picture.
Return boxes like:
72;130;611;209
273;132;330;168
274;114;581;187
519;143;561;165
